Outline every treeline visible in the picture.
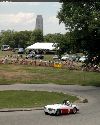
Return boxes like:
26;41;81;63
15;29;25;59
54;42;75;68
0;29;74;53
0;28;100;65
0;29;43;49
0;29;81;52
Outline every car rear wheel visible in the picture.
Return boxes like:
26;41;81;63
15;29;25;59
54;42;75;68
56;109;61;116
73;107;77;114
44;112;49;115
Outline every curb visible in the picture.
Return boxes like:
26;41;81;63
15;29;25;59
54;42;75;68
0;98;88;112
74;94;88;103
0;107;43;112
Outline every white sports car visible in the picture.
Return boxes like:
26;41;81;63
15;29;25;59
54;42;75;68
44;100;79;116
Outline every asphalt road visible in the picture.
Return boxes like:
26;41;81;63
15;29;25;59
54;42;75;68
0;84;100;125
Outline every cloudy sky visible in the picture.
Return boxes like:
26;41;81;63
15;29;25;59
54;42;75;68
0;2;66;35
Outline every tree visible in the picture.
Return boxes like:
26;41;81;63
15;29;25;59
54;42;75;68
55;33;71;56
0;30;32;49
57;0;100;64
0;30;14;48
44;34;56;43
44;33;65;43
44;33;71;57
13;31;32;48
30;29;43;43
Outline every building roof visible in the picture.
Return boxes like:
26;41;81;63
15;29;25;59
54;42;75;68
26;42;57;50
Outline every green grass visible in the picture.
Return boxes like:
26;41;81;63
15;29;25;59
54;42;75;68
0;90;78;108
0;50;13;58
0;64;100;86
0;51;100;86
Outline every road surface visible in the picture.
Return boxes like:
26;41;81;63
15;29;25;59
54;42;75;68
0;84;100;125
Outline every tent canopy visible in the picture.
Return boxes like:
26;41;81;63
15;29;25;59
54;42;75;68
26;42;57;50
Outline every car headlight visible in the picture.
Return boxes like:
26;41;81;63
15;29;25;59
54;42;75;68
48;108;55;111
44;106;46;109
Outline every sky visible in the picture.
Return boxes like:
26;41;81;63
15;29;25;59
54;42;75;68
0;2;66;35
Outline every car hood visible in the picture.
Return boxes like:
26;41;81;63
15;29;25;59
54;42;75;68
45;104;63;109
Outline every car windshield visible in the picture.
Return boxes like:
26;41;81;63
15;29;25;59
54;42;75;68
19;48;23;50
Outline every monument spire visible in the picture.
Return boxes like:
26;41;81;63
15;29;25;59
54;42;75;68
35;15;43;33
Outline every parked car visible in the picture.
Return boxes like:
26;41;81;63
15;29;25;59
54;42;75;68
44;100;79;116
53;55;60;60
18;48;24;54
79;56;88;62
26;53;35;59
75;55;81;62
1;45;11;51
34;54;44;59
68;55;76;61
61;54;70;61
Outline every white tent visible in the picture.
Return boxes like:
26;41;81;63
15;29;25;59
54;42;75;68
26;42;57;50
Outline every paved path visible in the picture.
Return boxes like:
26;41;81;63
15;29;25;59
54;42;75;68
0;84;100;125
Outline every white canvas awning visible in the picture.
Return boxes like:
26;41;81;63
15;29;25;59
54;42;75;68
26;42;57;50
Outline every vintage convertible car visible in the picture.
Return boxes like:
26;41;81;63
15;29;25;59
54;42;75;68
44;100;79;116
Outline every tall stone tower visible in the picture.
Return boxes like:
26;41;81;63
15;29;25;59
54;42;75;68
35;15;43;33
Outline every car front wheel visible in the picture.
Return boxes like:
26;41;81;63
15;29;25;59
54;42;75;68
73;107;77;114
56;109;61;116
